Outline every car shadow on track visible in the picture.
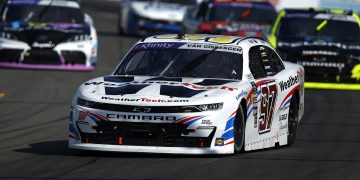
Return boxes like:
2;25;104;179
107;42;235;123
13;140;231;158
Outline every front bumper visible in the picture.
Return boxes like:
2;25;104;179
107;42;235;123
0;62;95;71
69;104;235;154
0;39;97;71
69;143;229;154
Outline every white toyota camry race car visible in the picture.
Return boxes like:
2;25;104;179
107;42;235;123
69;34;305;154
0;0;98;71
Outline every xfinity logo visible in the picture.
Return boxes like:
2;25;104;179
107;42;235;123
133;107;151;113
139;43;174;49
32;42;55;48
106;114;176;121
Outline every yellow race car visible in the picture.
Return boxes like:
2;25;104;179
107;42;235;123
268;8;360;90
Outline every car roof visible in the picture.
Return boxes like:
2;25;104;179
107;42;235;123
141;34;267;47
209;0;274;8
8;0;80;8
282;8;355;16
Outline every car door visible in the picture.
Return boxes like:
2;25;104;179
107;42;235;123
248;45;282;135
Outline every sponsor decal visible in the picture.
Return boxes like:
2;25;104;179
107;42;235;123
302;50;338;56
235;90;247;100
201;119;213;125
215;138;224;146
101;96;189;103
278;41;360;50
185;43;242;53
133;42;184;50
279;114;287;121
279;75;300;91
32;42;55;48
298;61;345;69
107;114;176;121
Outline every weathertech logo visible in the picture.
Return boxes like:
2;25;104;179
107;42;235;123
101;96;189;103
279;75;300;91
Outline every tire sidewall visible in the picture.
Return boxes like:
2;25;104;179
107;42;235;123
234;106;245;154
287;96;299;146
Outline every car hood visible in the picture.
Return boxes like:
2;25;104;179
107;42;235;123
78;76;241;106
131;2;187;22
0;22;90;46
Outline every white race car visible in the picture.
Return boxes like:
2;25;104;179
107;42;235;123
0;0;98;71
118;0;201;36
69;34;305;154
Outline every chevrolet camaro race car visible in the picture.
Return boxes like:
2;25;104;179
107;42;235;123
69;34;305;154
0;0;98;71
118;0;201;36
268;9;360;89
183;0;277;37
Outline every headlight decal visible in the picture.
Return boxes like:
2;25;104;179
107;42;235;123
195;103;223;111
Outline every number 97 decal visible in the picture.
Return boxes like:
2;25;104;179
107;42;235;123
258;81;278;134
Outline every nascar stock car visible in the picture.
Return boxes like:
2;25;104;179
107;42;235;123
182;0;277;38
117;0;202;36
69;34;305;154
268;9;360;90
0;0;98;71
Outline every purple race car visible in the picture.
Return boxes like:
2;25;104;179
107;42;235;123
0;0;98;71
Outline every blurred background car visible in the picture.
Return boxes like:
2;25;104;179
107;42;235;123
182;0;277;38
0;0;98;71
117;0;202;36
268;8;360;84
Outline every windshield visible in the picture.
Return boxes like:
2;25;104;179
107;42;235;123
208;5;276;24
115;45;243;80
137;0;197;6
277;17;360;42
3;5;85;23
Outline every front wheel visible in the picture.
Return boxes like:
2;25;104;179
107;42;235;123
287;95;299;146
234;106;245;154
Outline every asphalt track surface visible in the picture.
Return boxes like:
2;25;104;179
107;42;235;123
0;1;360;179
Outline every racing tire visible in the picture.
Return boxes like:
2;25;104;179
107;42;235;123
234;106;245;154
287;95;299;146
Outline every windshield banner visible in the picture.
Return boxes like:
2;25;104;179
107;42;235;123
132;42;243;54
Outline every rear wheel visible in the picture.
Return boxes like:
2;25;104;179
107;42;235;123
234;106;245;154
287;95;299;146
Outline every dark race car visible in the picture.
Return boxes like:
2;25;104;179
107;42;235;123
183;0;277;38
268;9;360;89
